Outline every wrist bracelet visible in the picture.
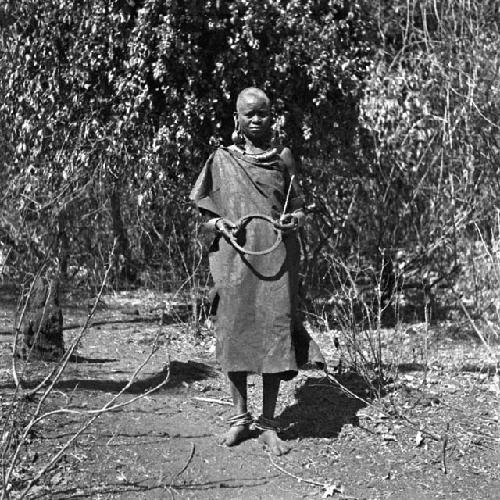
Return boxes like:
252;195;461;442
214;217;224;232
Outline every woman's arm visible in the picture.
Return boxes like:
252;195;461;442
279;147;305;227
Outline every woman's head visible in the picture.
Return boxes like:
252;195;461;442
234;88;272;146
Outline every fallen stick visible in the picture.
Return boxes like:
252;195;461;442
441;422;449;474
193;396;232;406
268;455;352;498
170;442;196;487
268;454;324;487
62;316;161;331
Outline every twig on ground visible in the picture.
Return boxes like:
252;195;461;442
169;442;196;488
193;396;232;406
268;454;352;498
441;422;449;474
268;453;324;487
157;441;195;498
62;316;163;331
396;412;442;442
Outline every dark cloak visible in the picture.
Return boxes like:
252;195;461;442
190;146;325;379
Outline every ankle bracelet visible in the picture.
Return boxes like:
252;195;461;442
227;411;253;428
254;415;280;432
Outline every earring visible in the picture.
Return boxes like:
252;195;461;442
231;126;240;144
231;119;244;145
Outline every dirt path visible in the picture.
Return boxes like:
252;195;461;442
1;290;499;499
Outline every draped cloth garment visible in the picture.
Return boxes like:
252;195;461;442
190;146;325;380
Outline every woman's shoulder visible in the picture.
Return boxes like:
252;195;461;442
214;144;242;157
278;146;295;170
206;145;233;164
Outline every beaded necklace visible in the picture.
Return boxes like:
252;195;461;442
232;145;278;160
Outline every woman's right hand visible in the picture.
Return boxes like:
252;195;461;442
214;217;238;237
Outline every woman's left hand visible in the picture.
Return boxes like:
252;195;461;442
278;211;304;232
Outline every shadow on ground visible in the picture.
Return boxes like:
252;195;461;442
56;360;216;393
68;354;118;363
278;374;368;439
0;360;217;394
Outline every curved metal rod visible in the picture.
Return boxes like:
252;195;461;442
225;213;296;256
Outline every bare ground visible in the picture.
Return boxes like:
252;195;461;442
1;287;499;499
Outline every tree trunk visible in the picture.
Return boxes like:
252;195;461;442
57;209;69;279
109;186;134;284
18;276;64;360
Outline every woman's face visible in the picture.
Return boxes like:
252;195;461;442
236;94;272;143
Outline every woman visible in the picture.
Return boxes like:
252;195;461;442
190;87;325;455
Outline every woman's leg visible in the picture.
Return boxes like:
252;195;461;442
258;373;290;455
229;371;248;414
220;371;253;446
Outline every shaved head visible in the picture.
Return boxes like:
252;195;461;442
236;87;270;112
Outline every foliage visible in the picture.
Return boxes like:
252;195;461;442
0;0;374;291
303;0;500;317
1;0;499;321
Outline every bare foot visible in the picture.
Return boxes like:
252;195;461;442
258;429;290;456
218;425;252;447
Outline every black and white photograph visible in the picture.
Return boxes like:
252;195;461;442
0;1;499;498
